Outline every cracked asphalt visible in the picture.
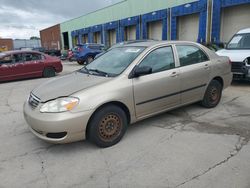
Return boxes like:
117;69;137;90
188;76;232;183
0;61;250;188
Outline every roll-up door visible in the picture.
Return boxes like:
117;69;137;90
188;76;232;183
147;20;162;40
220;4;250;43
82;34;88;44
125;25;136;41
94;32;101;44
177;13;199;42
109;29;116;46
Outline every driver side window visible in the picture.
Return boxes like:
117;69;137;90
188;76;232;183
139;46;175;74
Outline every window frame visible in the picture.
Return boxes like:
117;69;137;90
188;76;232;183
12;53;24;63
136;45;177;75
175;44;210;67
22;52;43;62
0;54;14;65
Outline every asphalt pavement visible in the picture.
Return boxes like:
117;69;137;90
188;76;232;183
0;61;250;188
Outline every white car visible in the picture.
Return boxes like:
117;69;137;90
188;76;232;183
216;28;250;81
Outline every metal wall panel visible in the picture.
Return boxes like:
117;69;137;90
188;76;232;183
60;0;197;48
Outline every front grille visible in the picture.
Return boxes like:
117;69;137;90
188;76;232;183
28;93;41;109
231;62;245;73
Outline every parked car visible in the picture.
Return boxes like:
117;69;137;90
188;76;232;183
23;41;232;147
44;49;61;57
74;43;104;65
216;28;250;81
32;47;46;53
0;50;63;82
60;50;68;60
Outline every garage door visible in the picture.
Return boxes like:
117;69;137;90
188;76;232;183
220;4;250;43
73;36;78;46
177;13;199;42
147;21;162;40
125;25;136;41
94;32;101;44
82;34;88;44
109;29;116;47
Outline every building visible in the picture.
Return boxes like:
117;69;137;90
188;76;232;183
41;0;250;50
13;39;41;50
0;38;13;51
40;24;62;50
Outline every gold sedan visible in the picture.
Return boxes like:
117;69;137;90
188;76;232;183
23;41;232;147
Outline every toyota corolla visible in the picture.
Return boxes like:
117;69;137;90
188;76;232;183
23;41;232;147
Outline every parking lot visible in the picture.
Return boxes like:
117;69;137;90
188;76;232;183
0;61;250;188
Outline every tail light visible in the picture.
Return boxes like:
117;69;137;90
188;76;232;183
78;47;83;52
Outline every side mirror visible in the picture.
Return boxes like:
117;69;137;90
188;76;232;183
132;66;152;78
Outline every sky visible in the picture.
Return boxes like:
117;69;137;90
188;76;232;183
0;0;122;39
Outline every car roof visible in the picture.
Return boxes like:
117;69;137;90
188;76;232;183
77;43;104;46
0;50;43;55
237;28;250;34
122;40;199;47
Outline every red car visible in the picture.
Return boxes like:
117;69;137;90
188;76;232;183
0;50;63;82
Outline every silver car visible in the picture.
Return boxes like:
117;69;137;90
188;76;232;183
23;41;232;147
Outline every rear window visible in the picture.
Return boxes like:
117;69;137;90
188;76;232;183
0;55;13;64
88;45;103;50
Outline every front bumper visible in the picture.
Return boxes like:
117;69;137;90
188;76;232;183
231;62;250;80
23;101;93;144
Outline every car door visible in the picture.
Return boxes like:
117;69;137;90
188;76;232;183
132;45;181;118
0;55;15;81
175;45;210;104
22;52;45;77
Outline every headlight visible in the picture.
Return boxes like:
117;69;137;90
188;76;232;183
40;97;79;113
244;58;249;66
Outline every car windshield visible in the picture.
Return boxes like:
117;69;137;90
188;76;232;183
227;33;250;49
79;47;145;77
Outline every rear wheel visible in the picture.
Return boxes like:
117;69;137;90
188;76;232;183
88;105;128;148
201;80;222;108
86;56;94;64
43;67;55;78
77;60;84;65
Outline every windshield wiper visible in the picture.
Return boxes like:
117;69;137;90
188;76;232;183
88;69;110;77
78;66;90;74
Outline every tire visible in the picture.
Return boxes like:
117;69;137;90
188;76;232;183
43;67;56;78
86;56;94;64
77;60;84;65
88;105;128;148
201;80;222;108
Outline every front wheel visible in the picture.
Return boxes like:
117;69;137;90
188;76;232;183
88;105;128;148
201;80;222;108
43;67;55;78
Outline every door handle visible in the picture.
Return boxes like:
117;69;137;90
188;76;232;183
204;64;209;69
170;71;178;77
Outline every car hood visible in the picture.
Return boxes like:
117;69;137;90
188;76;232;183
32;71;111;102
216;49;250;62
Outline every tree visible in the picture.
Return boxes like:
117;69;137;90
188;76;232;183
30;36;40;40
